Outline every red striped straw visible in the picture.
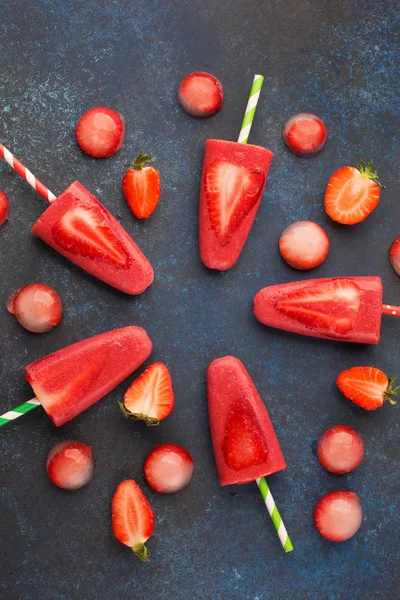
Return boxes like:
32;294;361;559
0;143;56;203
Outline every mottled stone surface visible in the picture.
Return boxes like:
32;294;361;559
0;1;399;598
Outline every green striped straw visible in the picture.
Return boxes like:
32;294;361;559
237;74;264;143
238;75;293;553
256;477;293;552
0;398;40;427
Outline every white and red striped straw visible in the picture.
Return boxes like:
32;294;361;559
0;143;56;203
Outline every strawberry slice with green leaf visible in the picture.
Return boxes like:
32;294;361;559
112;480;154;561
119;362;174;425
52;205;129;268
205;160;265;246
222;401;268;471
277;279;361;335
337;366;399;410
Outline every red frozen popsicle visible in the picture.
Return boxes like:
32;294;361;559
199;139;273;270
253;276;394;344
0;144;153;294
25;326;152;426
207;356;286;486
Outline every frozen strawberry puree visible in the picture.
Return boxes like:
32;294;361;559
26;326;152;426
207;356;286;486
254;276;383;344
32;181;153;295
199;139;272;270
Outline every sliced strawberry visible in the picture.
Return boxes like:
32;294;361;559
122;153;161;219
314;491;362;542
178;72;223;118
112;480;154;561
0;190;9;227
222;402;268;471
205;160;265;246
283;113;327;156
46;440;94;490
120;362;174;425
76;107;125;158
389;237;400;276
324;161;383;225
144;444;194;493
277;279;361;335
279;221;330;270
336;366;398;410
52;204;129;268
317;425;364;474
7;283;63;333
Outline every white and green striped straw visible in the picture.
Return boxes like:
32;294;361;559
237;75;293;552
256;477;293;552
237;74;264;144
0;398;40;427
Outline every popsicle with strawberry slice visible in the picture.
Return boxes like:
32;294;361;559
207;356;293;551
254;276;400;344
0;326;152;428
199;75;273;270
0;145;153;294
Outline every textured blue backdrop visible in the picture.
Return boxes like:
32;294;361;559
0;1;399;599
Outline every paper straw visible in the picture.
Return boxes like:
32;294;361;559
237;74;293;552
0;398;40;428
237;75;264;144
257;477;293;552
0;143;56;203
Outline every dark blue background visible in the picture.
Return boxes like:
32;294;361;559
1;1;399;599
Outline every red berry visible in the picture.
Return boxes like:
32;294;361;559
389;237;400;275
0;190;9;227
144;444;194;493
314;490;362;542
317;425;364;474
122;153;161;219
7;283;63;333
178;72;223;118
76;107;125;158
283;113;327;156
46;441;94;490
279;221;330;270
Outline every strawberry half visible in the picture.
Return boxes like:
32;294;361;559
277;279;361;335
122;153;161;219
314;491;362;542
389;237;400;276
337;366;398;410
112;480;154;561
52;204;130;268
119;362;174;425
222;402;268;471
205;160;265;246
324;161;384;225
0;190;9;227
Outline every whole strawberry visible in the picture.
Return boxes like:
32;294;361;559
122;153;161;219
337;366;398;410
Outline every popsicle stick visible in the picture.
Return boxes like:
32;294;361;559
0;143;57;203
382;304;400;316
237;75;264;144
257;477;294;552
0;398;40;428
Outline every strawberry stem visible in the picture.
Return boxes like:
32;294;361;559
132;542;150;562
357;160;385;189
118;401;160;426
384;377;399;405
124;153;153;171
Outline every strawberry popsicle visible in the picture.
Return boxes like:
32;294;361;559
32;182;153;295
207;356;286;486
25;326;152;426
254;276;383;344
199;140;273;270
